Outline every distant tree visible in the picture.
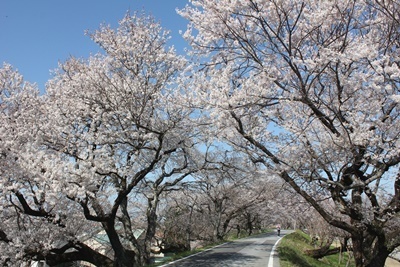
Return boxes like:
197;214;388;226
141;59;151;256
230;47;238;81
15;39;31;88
158;190;199;252
162;150;276;244
179;1;400;266
0;13;199;267
235;206;264;237
196;153;273;241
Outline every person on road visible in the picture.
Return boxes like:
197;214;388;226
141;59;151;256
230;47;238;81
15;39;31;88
276;224;281;236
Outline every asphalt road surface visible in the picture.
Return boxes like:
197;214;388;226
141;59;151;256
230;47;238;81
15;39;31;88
163;230;289;267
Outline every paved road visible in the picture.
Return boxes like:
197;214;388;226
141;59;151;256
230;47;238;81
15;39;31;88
162;230;290;267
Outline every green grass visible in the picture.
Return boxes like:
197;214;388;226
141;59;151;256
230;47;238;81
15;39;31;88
278;230;355;267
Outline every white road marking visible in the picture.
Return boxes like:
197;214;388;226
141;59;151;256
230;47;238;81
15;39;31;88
268;237;282;267
160;242;229;266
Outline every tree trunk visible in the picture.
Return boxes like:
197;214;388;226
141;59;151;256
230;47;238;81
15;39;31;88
305;245;340;259
186;206;194;250
352;236;365;267
365;247;390;267
41;242;114;267
103;219;138;267
222;218;231;239
351;234;390;267
144;196;159;265
113;249;136;267
236;224;241;238
246;213;253;236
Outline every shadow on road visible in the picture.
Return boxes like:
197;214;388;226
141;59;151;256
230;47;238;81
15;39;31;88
165;233;282;267
168;251;262;267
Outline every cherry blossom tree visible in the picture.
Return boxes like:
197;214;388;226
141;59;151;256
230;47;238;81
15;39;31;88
161;150;276;244
158;190;201;252
179;1;400;266
0;64;101;267
192;167;271;242
0;13;200;267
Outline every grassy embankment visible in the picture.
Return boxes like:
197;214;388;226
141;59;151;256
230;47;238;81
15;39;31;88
278;230;355;267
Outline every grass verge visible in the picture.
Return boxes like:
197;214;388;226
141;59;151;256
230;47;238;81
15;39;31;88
278;230;355;267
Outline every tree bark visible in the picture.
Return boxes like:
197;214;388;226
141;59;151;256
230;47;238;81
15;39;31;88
34;242;114;267
365;247;390;267
305;246;340;259
350;234;391;267
103;219;138;267
144;195;159;265
351;235;365;267
113;249;137;267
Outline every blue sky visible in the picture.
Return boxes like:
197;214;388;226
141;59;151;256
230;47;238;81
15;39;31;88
0;0;189;91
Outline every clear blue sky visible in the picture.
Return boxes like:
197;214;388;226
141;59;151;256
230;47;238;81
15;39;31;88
0;0;189;91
